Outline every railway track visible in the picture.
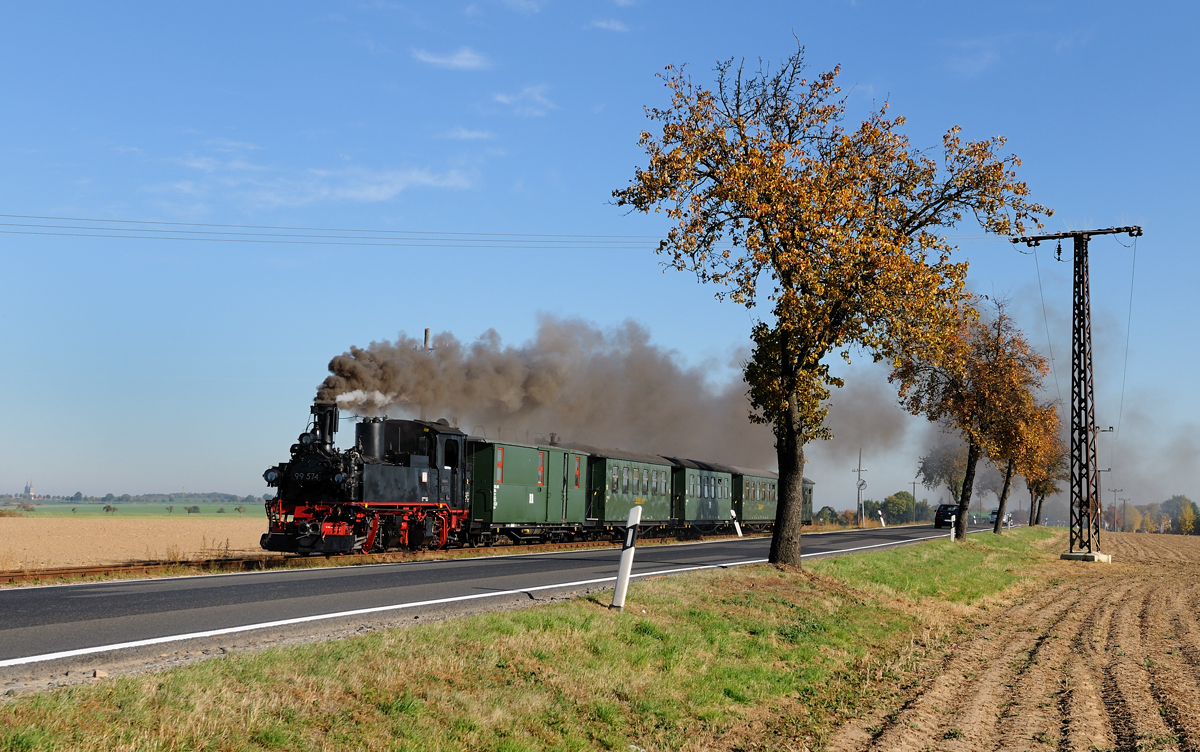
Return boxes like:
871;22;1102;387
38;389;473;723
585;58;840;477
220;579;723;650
0;533;760;585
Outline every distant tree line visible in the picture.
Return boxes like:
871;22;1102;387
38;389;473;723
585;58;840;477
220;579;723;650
1104;495;1199;535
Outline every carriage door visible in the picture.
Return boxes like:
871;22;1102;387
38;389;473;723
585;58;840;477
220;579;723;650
443;438;460;507
560;453;570;522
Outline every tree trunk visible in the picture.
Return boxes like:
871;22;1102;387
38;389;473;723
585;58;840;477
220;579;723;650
1027;489;1038;527
992;458;1014;534
769;391;805;566
955;441;980;540
1033;494;1045;526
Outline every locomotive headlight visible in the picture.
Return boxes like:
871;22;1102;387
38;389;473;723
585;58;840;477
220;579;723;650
264;469;278;483
334;473;345;484
299;432;314;446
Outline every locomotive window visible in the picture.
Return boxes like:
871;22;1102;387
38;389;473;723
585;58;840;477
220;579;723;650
537;452;545;486
611;466;618;492
496;447;504;484
574;457;581;489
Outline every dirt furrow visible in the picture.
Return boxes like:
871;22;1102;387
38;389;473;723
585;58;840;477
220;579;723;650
825;580;1083;752
991;578;1122;752
1058;578;1130;752
1142;582;1200;752
1102;581;1183;752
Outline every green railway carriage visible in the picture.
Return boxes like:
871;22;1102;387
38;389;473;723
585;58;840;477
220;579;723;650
468;441;589;527
661;458;733;524
729;469;814;524
580;448;675;524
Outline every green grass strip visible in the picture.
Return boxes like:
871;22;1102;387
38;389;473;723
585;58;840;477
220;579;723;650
0;527;1060;751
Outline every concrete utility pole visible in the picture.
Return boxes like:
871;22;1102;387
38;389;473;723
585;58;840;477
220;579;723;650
1108;488;1123;531
1013;226;1142;562
853;449;867;528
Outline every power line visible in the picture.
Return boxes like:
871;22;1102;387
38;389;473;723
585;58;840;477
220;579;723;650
1113;235;1138;451
0;213;660;240
1032;246;1062;403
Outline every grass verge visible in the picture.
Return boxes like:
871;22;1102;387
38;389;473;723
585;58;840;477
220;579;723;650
0;527;1062;752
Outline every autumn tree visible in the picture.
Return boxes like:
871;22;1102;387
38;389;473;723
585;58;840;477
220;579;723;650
917;430;968;503
614;44;1047;565
1025;440;1067;526
892;302;1051;540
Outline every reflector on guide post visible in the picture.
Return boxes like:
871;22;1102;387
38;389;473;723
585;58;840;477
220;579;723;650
610;505;642;611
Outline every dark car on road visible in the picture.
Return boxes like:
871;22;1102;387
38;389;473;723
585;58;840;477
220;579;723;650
934;503;958;528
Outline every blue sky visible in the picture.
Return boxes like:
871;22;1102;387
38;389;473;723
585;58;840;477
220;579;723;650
1;2;1196;510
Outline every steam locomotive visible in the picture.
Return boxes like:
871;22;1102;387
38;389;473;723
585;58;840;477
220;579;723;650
261;401;813;555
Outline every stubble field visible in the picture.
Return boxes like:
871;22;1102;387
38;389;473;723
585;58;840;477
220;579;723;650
827;531;1200;752
0;517;267;569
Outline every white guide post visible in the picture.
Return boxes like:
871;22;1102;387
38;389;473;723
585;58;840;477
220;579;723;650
878;511;886;528
610;505;643;611
950;515;957;542
731;509;743;538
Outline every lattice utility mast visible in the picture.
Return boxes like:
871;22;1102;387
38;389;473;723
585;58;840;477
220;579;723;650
1013;226;1142;556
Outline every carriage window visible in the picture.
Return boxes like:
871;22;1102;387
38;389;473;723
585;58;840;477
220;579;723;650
537;452;545;486
611;466;618;492
495;447;504;484
642;469;649;494
574;457;581;489
654;470;661;495
622;466;630;494
632;468;639;494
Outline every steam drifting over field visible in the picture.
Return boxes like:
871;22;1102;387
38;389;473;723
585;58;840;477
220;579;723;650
318;317;779;468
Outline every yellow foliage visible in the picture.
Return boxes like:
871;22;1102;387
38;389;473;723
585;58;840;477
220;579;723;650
614;45;1050;563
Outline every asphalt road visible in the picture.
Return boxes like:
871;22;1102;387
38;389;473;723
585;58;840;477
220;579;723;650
0;522;987;668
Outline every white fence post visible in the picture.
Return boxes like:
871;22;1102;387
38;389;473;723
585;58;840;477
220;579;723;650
610;505;643;611
950;515;957;542
731;509;743;538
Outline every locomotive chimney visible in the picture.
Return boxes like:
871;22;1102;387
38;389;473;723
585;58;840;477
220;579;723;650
549;432;558;446
420;327;431;421
311;401;339;445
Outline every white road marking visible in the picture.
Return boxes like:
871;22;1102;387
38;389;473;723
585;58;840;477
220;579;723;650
0;525;979;667
0;559;768;667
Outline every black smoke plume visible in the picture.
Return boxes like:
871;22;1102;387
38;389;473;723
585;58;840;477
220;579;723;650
318;317;778;468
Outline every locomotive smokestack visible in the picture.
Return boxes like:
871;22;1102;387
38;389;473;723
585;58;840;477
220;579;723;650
311;401;339;445
420;327;431;421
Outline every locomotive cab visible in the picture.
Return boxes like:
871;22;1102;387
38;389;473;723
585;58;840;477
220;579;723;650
262;402;473;556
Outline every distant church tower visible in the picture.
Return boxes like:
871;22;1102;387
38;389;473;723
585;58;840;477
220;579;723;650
23;481;33;499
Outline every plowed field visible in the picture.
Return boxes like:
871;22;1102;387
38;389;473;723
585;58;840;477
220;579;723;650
826;532;1200;752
